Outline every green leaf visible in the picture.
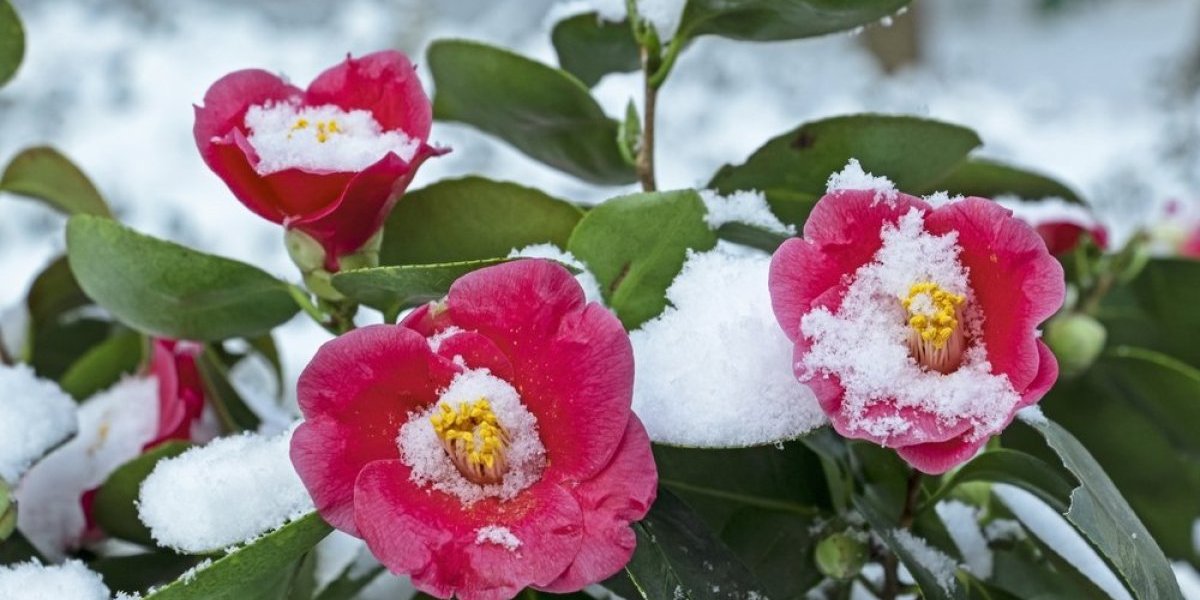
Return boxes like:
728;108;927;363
93;442;192;547
713;222;789;254
624;488;763;599
677;0;911;42
26;255;90;333
380;177;583;266
58;330;145;401
332;259;509;320
145;512;333;600
66;215;299;341
1;147;110;217
919;157;1084;204
922;450;1075;515
720;509;822;599
708;114;982;201
855;498;968;600
567;190;717;329
92;552;204;597
197;346;261;433
311;562;385;600
552;13;640;88
1132;259;1200;333
428;40;636;185
0;0;22;88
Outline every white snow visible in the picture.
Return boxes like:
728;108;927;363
936;500;993;578
16;376;159;560
137;426;312;553
994;484;1133;600
475;525;522;551
635;0;686;41
506;245;604;304
227;351;296;434
983;518;1025;543
630;244;826;446
0;364;78;484
826;158;898;203
244;101;420;175
313;531;371;593
997;196;1102;231
0;560;111;600
548;0;626;24
1016;405;1048;427
892;529;958;593
0;303;28;362
699;189;796;236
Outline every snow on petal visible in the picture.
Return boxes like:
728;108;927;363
699;189;796;236
245;101;419;175
0;364;78;484
0;560;111;600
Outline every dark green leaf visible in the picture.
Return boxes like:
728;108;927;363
31;318;113;381
26;256;89;332
552;13;640;87
0;0;22;88
0;530;44;565
92;552;203;595
66;215;299;341
1;147;110;216
855;498;968;600
380;177;582;266
678;0;911;42
762;190;819;231
197;347;261;432
144;512;333;600
922;450;1075;515
58;330;145;400
919;158;1084;204
93;441;192;547
567;190;716;329
721;509;821;599
1132;259;1200;334
332;259;509;320
714;222;789;253
428;40;635;185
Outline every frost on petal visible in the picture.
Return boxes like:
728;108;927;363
699;189;796;236
0;560;111;600
0;364;78;484
826;158;897;203
138;426;313;553
245;101;419;175
631;244;827;446
507;244;604;305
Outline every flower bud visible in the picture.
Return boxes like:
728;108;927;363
1044;313;1106;378
815;530;869;580
285;228;327;276
0;480;15;541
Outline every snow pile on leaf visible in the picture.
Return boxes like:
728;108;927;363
0;364;77;484
0;560;111;600
699;189;795;235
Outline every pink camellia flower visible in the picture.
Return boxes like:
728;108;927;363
291;260;657;600
194;50;443;269
770;186;1064;474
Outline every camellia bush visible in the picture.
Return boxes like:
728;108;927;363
0;1;1195;599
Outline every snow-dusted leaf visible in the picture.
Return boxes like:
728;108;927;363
332;259;510;320
855;499;968;600
921;449;1075;515
920;157;1084;204
66;215;299;341
0;0;22;88
720;509;822;598
93;441;192;547
90;551;202;597
552;13;640;88
678;0;911;42
0;147;109;217
428;41;636;185
58;330;144;401
380;177;582;266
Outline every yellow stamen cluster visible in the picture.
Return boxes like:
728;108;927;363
288;118;342;143
901;282;965;349
431;398;508;484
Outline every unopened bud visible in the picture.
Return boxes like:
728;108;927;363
815;531;869;580
1044;313;1106;378
285;229;327;275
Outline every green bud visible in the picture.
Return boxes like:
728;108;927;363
815;531;869;580
338;229;384;272
285;229;328;276
0;480;15;541
1044;313;1106;378
302;269;345;303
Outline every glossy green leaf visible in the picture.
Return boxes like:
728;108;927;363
92;552;204;597
678;0;911;42
709;114;981;199
624;489;763;600
333;259;509;320
922;450;1075;515
714;222;789;253
919;157;1084;204
567;190;716;329
0;0;22;88
31;318;113;381
1132;259;1200;333
197;346;261;433
145;512;333;600
380;177;583;266
428;40;635;185
26;256;89;332
93;442;192;547
720;509;821;599
58;330;145;401
552;13;640;87
67;216;299;341
1;147;110;217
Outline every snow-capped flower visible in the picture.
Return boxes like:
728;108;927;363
995;197;1108;255
194;50;443;270
769;188;1064;474
291;260;657;600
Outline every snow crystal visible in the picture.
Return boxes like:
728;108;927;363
0;560;110;600
137;426;312;553
16;376;159;560
892;529;958;593
936;501;993;578
636;0;686;41
826;158;898;203
699;189;796;236
994;484;1133;600
179;559;213;584
398;369;546;505
631;244;827;447
244;101;419;176
507;245;604;304
799;209;1021;443
996;196;1101;231
0;364;78;484
475;525;521;552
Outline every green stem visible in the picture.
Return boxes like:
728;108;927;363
637;45;659;192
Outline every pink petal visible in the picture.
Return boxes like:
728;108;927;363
895;434;988;475
306;50;432;141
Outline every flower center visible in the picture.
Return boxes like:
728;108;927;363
288;118;343;143
243;101;419;176
901;281;966;373
430;398;509;485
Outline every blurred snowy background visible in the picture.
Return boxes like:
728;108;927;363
2;0;1199;394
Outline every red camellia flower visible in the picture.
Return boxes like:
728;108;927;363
769;187;1064;474
291;260;657;599
194;50;443;269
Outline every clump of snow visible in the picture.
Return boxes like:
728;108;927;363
826;158;898;203
16;376;159;560
475;525;522;552
631;244;826;446
936;501;993;578
0;364;78;484
892;529;959;593
983;519;1026;543
799;209;1021;443
996;196;1102;230
398;369;546;505
635;0;686;41
1016;406;1048;427
994;484;1132;600
1;303;28;361
227;351;297;434
507;246;604;304
244;101;419;176
699;189;796;236
179;558;213;584
0;560;110;600
137;426;312;553
923;191;964;208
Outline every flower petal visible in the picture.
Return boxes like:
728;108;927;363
306;50;432;141
895;434;988;475
290;416;388;536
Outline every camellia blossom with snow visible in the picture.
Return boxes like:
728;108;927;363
769;163;1065;474
194;50;444;269
290;259;657;600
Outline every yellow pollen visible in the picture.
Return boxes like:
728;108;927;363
901;282;965;350
431;398;508;483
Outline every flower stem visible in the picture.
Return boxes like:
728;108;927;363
882;471;923;600
637;45;659;192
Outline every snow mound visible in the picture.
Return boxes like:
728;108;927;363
0;560;110;600
0;364;78;484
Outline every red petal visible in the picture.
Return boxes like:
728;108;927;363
290;416;393;536
306;50;432;141
895;434;988;475
145;339;206;449
433;330;516;382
